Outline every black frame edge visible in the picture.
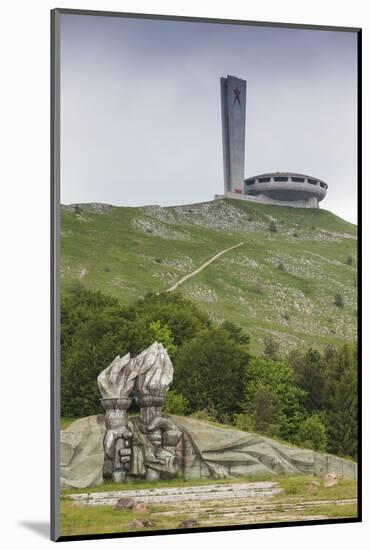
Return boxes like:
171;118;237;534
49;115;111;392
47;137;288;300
356;27;362;523
51;7;61;543
57;516;362;543
53;7;361;33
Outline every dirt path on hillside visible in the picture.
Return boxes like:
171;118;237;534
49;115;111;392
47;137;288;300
166;242;244;292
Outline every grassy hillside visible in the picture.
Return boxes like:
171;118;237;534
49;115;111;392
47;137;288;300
61;199;357;354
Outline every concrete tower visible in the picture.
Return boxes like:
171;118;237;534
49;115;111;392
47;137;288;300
220;75;247;194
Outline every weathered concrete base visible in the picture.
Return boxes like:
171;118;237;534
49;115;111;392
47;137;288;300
68;481;282;506
215;192;319;208
61;415;357;489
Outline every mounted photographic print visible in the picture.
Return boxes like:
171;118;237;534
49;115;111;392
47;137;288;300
51;8;361;542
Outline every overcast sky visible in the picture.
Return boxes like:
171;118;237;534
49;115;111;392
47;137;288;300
60;14;358;223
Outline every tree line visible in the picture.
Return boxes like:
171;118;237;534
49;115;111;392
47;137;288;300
61;288;358;459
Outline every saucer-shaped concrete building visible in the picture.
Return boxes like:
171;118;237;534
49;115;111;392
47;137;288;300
243;172;328;208
218;75;329;209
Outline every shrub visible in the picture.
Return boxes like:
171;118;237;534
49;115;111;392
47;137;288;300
191;408;218;423
269;221;278;233
220;320;250;345
233;413;254;432
334;293;344;308
296;414;328;451
345;255;353;266
148;320;177;356
164;390;189;416
250;282;264;295
263;336;280;360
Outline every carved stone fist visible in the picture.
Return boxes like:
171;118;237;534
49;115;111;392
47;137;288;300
103;426;132;458
119;445;132;465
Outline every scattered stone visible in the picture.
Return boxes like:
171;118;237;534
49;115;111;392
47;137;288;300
114;496;135;510
130;520;144;529
132;503;148;513
306;481;321;491
188;284;218;303
132;217;188;240
178;519;199;529
130;519;155;529
62;202;113;214
143;520;155;527
324;472;343;487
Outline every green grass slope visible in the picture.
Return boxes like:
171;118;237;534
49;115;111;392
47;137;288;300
61;199;357;354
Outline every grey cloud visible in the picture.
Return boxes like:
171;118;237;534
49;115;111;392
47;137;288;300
60;14;357;223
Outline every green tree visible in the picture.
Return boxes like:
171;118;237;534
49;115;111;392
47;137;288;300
288;348;325;412
263;336;280;360
61;285;248;418
61;288;140;417
296;414;328;451
125;292;211;346
174;327;249;418
323;344;358;458
252;387;277;434
244;357;307;441
60;289;212;417
220;320;250;345
148;320;177;356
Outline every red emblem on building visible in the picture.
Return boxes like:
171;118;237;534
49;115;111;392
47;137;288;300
233;88;241;105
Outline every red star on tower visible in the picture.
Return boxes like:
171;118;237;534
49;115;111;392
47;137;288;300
233;87;241;105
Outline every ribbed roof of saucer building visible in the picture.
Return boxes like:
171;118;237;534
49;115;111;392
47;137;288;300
243;172;328;208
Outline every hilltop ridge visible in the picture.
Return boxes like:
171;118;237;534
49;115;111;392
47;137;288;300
61;199;357;353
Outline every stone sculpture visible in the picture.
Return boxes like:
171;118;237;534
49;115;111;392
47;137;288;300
133;343;183;480
97;353;139;482
97;342;186;483
60;341;357;488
